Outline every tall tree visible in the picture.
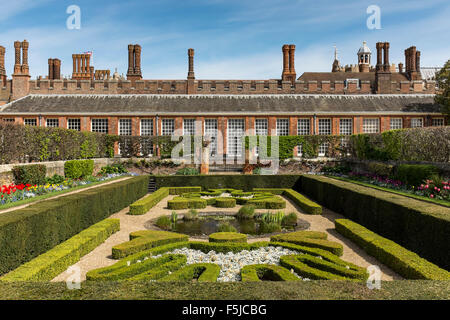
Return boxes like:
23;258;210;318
435;59;450;115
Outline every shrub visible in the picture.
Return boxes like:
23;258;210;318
100;163;127;175
175;167;200;176
64;160;94;179
86;242;190;281
240;264;300;282
111;230;188;259
12;164;46;185
1;219;120;282
45;174;65;184
282;213;298;226
271;231;343;256
217;223;238;233
127;254;187;281
209;232;247;243
335;219;450;280
189;241;268;254
259;222;282;234
300;174;450;270
247;196;286;209
155;216;172;230
167;197;207;210
394;164;438;187
160;263;220;282
183;209;199;221
366;162;394;177
215;197;236;208
237;205;255;220
129;187;170;215
0;175;148;276
282;189;322;215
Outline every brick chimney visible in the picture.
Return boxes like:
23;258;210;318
127;44;143;82
0;46;5;86
375;42;392;94
12;40;31;100
289;44;297;80
281;44;296;83
187;48;195;80
404;46;421;80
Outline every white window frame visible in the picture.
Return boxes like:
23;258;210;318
140;119;154;156
227;118;245;157
255;118;268;157
297;118;310;157
45;118;59;128
339;118;353;135
276;118;289;136
67;118;81;131
91;118;109;133
363;118;380;133
119;118;132;136
183;118;196;136
410;118;423;128
318;119;332;157
432;118;444;127
390;118;403;130
205;119;218;156
24;118;37;126
162;119;175;136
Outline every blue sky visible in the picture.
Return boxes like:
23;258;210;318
0;0;449;79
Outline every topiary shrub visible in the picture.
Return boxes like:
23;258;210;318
271;231;343;256
160;263;220;282
208;232;247;243
394;164;438;187
12;164;47;185
214;197;236;208
240;264;300;282
64;159;94;179
237;205;255;220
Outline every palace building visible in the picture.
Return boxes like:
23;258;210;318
0;40;445;157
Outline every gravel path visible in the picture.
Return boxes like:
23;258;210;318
52;194;402;282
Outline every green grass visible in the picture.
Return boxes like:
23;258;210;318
327;176;450;208
0;176;128;212
0;281;448;300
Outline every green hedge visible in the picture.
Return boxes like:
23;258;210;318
209;232;247;243
1;219;120;282
155;175;302;191
86;242;190;281
169;187;202;195
394;164;438;187
167;197;207;210
300;175;450;270
252;188;322;214
271;231;343;256
160;263;220;282
335;219;450;280
214;197;236;208
279;254;365;281
12;164;47;185
111;230;188;259
129;188;170;215
240;264;300;282
0;175;148;276
247;196;286;209
127;254;187;281
189;241;269;254
64;160;94;179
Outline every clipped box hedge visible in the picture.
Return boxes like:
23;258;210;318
155;175;302;191
253;188;322;215
271;231;343;256
189;241;269;254
129;187;170;215
0;175;148;276
1;219;120;282
240;264;300;282
112;230;188;259
167;197;207;210
160;263;220;282
64;159;94;179
169;187;202;195
127;254;187;281
301;175;450;270
214;197;236;208
12;164;47;185
335;219;450;280
86;242;190;281
209;232;247;243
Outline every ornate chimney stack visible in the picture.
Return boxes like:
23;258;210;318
21;40;29;75
127;44;143;82
398;62;403;73
187;48;195;80
12;40;31;100
404;46;421;80
54;59;61;80
281;44;296;83
0;46;5;86
383;42;390;72
375;42;392;94
48;59;54;80
14;41;21;74
376;42;383;71
72;53;93;80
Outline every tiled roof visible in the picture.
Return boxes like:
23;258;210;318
0;94;441;115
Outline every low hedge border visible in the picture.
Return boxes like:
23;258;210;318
301;174;450;270
209;232;248;243
1;219;120;282
335;219;450;280
0;175;148;276
271;231;343;256
169;187;202;195
167;197;207;210
240;264;300;282
189;241;269;254
160;263;220;282
127;254;187;281
112;230;188;259
86;242;190;281
253;188;322;215
129;187;170;215
280;255;350;280
214;197;237;208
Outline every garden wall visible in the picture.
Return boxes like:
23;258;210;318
300;175;450;270
0;175;149;276
154;175;302;191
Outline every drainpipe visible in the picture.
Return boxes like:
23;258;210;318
39;114;42;127
313;114;317;135
155;115;159;158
